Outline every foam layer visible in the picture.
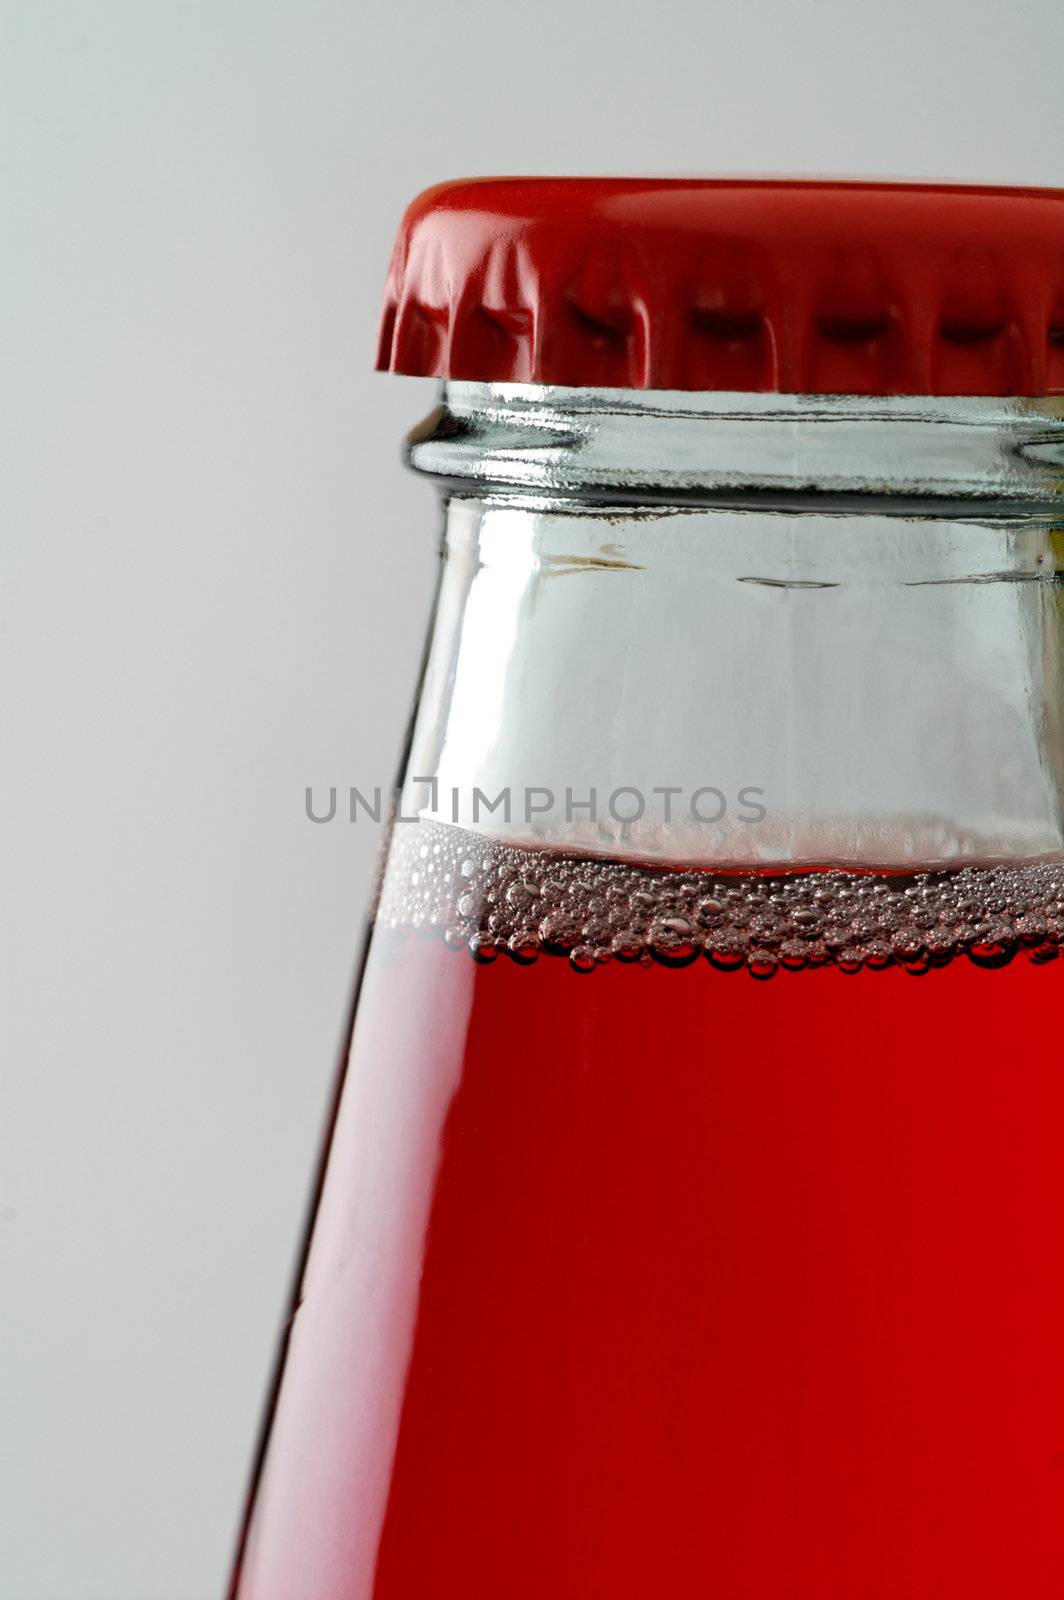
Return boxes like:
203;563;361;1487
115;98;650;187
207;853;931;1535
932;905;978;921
376;821;1064;977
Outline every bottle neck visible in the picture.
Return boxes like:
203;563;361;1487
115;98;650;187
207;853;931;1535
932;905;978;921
411;384;1064;508
398;385;1064;869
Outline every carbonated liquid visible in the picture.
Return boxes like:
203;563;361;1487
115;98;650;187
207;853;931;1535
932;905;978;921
233;823;1064;1599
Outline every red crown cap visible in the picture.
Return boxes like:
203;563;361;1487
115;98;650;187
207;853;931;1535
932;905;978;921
376;178;1064;396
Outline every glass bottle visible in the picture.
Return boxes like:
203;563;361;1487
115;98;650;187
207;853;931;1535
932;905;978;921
231;181;1064;1600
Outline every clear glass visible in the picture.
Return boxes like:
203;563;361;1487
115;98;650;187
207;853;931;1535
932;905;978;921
231;386;1064;1600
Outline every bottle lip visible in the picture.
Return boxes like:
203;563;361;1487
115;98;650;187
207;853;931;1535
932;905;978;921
405;384;1064;510
377;177;1064;398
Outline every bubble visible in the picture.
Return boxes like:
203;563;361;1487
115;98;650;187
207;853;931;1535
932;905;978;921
747;950;778;980
707;934;747;972
539;910;581;950
611;929;643;962
508;931;541;965
969;935;1015;968
648;916;699;967
507;878;541;910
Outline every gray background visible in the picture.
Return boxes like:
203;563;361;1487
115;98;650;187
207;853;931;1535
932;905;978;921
5;1;1064;1596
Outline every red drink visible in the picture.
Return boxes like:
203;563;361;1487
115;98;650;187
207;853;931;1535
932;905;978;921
233;825;1064;1599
